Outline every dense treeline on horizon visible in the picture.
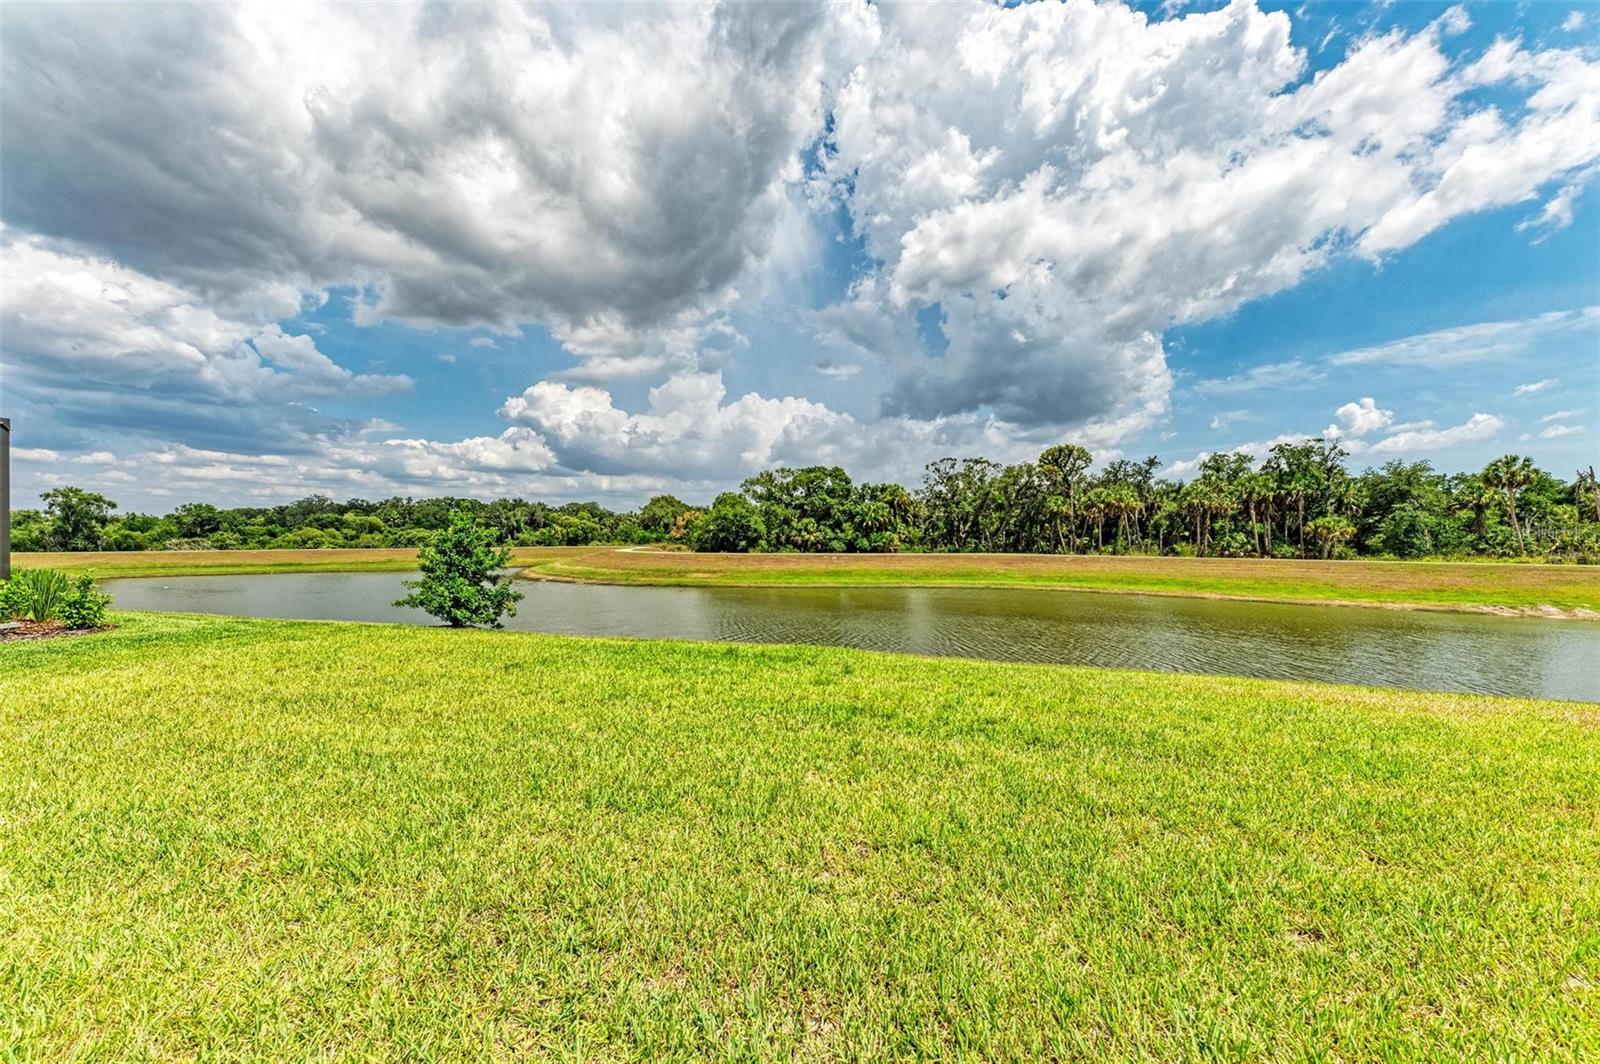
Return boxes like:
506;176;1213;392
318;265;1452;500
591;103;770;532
16;442;1600;562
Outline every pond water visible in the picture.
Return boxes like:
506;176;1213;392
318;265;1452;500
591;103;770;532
102;571;1599;701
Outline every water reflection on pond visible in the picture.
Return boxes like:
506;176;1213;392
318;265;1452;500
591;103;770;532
103;571;1600;701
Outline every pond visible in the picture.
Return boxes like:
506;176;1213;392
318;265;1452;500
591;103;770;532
102;571;1600;701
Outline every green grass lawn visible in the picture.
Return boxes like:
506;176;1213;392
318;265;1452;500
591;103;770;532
4;615;1597;1058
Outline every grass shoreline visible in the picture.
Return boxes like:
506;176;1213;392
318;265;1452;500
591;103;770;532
13;546;570;580
19;547;1600;617
521;548;1600;618
522;562;1600;619
3;613;1596;1057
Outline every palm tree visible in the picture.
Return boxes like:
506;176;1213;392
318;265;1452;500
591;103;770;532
1150;497;1182;553
867;482;916;548
1266;443;1318;557
1180;481;1209;555
1576;466;1600;523
1238;472;1273;556
1103;483;1143;553
1179;478;1233;556
1451;473;1497;542
1039;444;1092;553
1206;480;1238;554
1306;515;1355;559
1082;486;1110;550
1044;493;1071;553
1482;454;1536;555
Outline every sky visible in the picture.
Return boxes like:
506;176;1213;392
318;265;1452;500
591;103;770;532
1;0;1597;514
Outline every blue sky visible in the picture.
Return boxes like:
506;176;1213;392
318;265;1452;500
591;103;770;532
2;0;1596;511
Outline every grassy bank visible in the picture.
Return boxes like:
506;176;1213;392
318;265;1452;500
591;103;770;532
524;547;1600;616
14;546;574;579
3;615;1596;1058
23;547;1600;615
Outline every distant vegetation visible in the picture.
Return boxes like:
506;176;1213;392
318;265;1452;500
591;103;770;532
15;445;1600;561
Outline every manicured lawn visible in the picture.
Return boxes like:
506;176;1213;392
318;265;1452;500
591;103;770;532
3;615;1596;1058
525;547;1600;615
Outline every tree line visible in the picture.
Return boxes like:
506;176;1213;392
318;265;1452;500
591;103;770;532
16;443;1600;562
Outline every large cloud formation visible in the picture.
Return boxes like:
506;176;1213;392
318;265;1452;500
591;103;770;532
812;1;1599;432
2;1;847;352
2;1;1597;502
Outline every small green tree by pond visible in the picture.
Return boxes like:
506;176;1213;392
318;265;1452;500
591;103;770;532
394;507;523;627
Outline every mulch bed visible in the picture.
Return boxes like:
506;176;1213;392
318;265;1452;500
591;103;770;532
0;621;115;643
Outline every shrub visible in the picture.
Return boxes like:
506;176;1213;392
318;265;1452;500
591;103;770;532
0;568;112;627
59;573;112;629
1546;525;1600;565
1211;530;1255;558
99;525;151;551
0;578;27;620
5;568;71;622
1376;505;1435;559
394;507;523;627
392;527;436;549
272;527;341;550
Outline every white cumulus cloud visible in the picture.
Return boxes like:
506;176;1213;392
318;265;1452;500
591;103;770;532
500;373;855;480
815;2;1600;432
498;371;1076;485
1328;397;1394;437
1369;413;1506;453
0;235;413;458
0;2;858;361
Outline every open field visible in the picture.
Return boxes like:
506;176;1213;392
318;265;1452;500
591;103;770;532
13;546;573;579
525;547;1600;616
4;615;1597;1058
